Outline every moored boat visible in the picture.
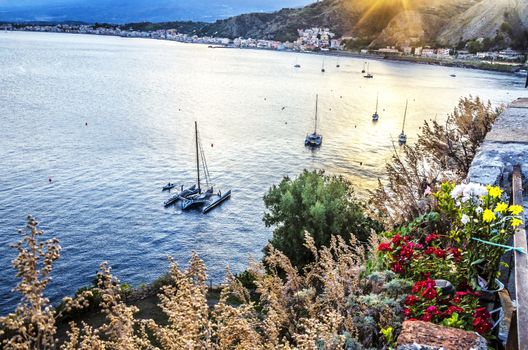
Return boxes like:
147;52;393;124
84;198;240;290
372;93;380;122
305;94;323;147
162;182;176;191
203;190;232;213
363;63;373;78
399;99;409;145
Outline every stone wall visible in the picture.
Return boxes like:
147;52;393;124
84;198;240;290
468;98;528;195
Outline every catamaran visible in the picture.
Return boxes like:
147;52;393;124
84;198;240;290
181;121;215;210
372;93;380;122
305;94;323;147
163;184;199;207
399;99;409;145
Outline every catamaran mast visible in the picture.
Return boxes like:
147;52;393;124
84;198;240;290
402;99;408;133
315;94;319;133
195;121;201;193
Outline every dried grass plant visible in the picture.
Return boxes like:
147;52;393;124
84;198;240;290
1;217;404;349
369;96;501;226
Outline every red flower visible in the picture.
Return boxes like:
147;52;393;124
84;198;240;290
412;280;426;293
472;308;492;334
473;317;492;334
415;243;424;250
425;233;439;244
399;244;415;260
447;306;464;315
448;247;462;261
421;313;432;322
378;242;392;252
433;248;447;259
426;306;440;315
405;295;420;306
391;263;404;274
392;234;402;247
473;307;491;319
421;287;438;300
403;308;411;317
424;247;436;255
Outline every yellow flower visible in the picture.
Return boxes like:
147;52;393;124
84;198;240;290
511;218;523;227
487;186;503;198
483;209;496;223
509;205;524;216
495;202;508;213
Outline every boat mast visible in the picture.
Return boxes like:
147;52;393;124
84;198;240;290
402;99;408;133
195;121;201;193
315;94;319;133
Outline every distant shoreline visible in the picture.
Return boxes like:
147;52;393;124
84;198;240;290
5;29;525;75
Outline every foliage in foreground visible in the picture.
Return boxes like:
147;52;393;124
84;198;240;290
1;217;406;350
263;170;383;269
370;96;501;226
376;183;523;336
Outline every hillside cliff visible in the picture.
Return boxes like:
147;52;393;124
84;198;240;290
195;0;528;50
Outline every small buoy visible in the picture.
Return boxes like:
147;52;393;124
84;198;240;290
360;162;363;166
264;98;267;101
48;177;52;183
281;106;286;110
211;143;214;148
340;96;342;98
85;122;88;126
355;125;357;128
285;121;288;124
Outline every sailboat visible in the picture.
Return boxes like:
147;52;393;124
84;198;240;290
321;58;326;73
361;62;366;73
399;99;408;145
294;57;301;68
181;122;215;210
372;93;380;122
363;62;373;78
305;94;323;147
336;57;340;68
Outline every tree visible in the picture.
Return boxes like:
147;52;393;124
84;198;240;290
263;170;382;268
466;40;482;54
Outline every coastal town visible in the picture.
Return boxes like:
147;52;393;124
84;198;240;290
2;22;526;69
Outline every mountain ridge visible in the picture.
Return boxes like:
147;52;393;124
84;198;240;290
196;0;528;50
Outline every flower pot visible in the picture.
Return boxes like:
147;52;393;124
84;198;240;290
435;279;455;296
479;279;504;303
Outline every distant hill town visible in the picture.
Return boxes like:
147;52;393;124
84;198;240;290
191;0;528;51
2;0;528;55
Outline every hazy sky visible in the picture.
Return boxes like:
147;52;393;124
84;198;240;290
0;0;314;22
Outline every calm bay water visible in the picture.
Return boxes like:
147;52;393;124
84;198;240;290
0;31;525;313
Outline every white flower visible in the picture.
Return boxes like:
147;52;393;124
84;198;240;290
450;183;487;204
461;214;470;225
476;206;483;214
